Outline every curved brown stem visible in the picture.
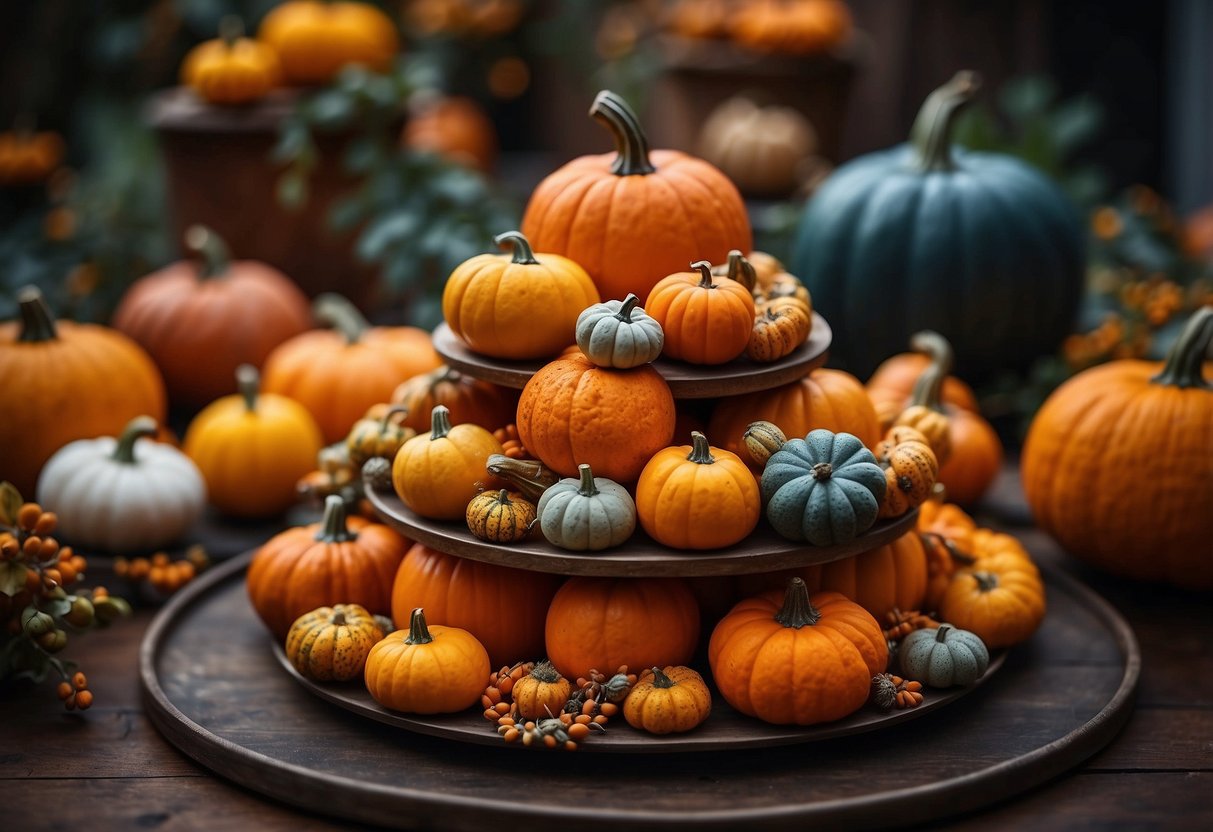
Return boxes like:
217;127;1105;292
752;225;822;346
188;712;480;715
314;293;370;344
236;364;259;412
910;71;981;172
774;577;821;629
185;225;231;279
16;286;58;342
494;231;540;265
315;495;358;543
590;90;656;176
687;431;716;464
405;607;434;645
691;260;715;289
1151;306;1212;390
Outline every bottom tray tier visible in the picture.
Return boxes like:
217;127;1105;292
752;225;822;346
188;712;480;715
140;553;1138;830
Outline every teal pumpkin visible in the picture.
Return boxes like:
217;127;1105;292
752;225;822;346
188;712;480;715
790;71;1084;381
761;429;886;545
899;623;990;688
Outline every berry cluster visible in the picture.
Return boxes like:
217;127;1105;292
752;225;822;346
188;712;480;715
55;671;93;711
114;545;209;597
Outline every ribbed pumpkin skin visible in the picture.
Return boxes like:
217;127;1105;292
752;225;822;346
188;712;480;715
390;544;560;667
364;615;490;715
545;577;700;680
939;552;1046;649
113;260;310;408
937;409;1003;506
0;292;166;495
708;368;880;457
258;0;399;86
899;624;989;688
284;604;384;682
808;531;928;620
645;267;755;365
867;352;979;414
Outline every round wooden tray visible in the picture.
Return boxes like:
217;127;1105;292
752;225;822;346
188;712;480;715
430;314;831;398
141;551;1140;830
273;637;1006;753
366;482;918;577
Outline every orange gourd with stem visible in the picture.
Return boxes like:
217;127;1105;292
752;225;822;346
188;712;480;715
391;405;504;520
364;607;490;714
646;261;755;365
391;365;517;434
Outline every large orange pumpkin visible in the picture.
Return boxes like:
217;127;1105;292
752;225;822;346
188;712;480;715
516;352;676;483
707;367;880;456
646;261;756;365
113;226;311;409
258;0;399;86
0;286;166;495
0;127;63;185
1022;306;1213;589
391;365;517;434
262;293;441;442
521;90;751;304
390;543;561;667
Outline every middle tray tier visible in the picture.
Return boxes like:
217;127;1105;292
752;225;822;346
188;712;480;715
367;483;918;577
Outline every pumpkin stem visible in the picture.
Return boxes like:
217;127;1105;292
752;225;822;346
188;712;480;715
405;607;435;645
429;405;452;440
236;364;260;413
530;660;563;683
811;462;833;481
111;416;159;465
617;293;641;322
935;624;952;643
774;577;821;629
493;231;540;265
1150;306;1213;390
908;351;949;413
16;286;58;342
379;404;410;432
691;260;715;289
920;532;979;567
218;15;245;47
315;494;358;543
330;609;347;627
910;71;981;173
725;250;757;292
909;330;955;375
495;488;511;503
649;666;676;689
973;571;999;592
576;463;599;498
184;225;231;279
314;293;370;344
687;431;716;464
590;90;656;177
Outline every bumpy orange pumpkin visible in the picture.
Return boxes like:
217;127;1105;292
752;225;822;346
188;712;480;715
512;660;573;720
623;665;712;734
391;405;504;519
516;352;676;483
181;16;281;105
247;495;410;638
635;431;760;549
545;577;700;680
708;367;880;456
258;0;399;86
113;225;311;408
646;261;755;365
403;94;497;173
1023;307;1213;589
874;426;938;519
442;231;600;360
262;293;441;442
892;360;953;465
0;286;166;495
285;603;384;682
364;607;490;714
521;90;751;304
709;579;886;725
391;365;517;434
390;543;560;667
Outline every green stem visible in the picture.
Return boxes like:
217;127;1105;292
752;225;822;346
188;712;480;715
725;250;756;293
576;464;598;498
405;607;434;645
379;404;410;432
617;293;641;322
774;577;821;629
429;405;452;440
314;293;370;344
687;431;715;464
16;286;58;342
331;609;347;627
315;494;358;543
236;364;259;413
908;353;948;413
691;260;715;289
493;231;539;265
590;90;656;176
649;666;675;689
1150;306;1212;390
184;225;231;279
218;15;244;47
910;71;981;173
111;416;159;465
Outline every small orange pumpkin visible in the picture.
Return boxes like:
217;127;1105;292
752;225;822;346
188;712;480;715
512;660;573;720
364;607;490;714
403;94;498;173
747;302;812;363
285;603;384;682
939;550;1046;649
623;665;712;734
391;365;517;434
391;405;504;519
181;16;281;105
874;426;939;519
646;261;755;365
258;0;399;86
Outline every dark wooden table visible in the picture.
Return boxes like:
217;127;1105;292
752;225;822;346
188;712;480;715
3;467;1211;830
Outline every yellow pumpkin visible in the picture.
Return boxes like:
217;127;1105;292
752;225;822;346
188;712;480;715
391;405;503;519
284;603;384;682
258;0;399;86
181;16;281;105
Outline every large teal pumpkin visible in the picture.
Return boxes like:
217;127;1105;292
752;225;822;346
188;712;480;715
790;71;1084;381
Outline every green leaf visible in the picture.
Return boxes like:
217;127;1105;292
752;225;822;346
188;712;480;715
276;171;309;211
1049;96;1104;158
271;120;312;164
309;91;356;128
328;197;367;232
0;481;21;526
357;210;421;262
0;561;28;597
45;597;72;619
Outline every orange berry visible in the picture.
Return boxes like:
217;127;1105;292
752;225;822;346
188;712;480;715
129;559;150;580
0;536;17;560
176;561;196;581
113;557;129;577
64;695;76;711
57;681;73;700
39;538;60;562
33;512;57;536
92;586;108;599
56;561;77;585
69;555;86;574
75;690;93;710
44;568;62;586
23;536;42;557
151;552;170;567
73;671;87;690
23;569;41;593
149;565;168;588
17;503;42;531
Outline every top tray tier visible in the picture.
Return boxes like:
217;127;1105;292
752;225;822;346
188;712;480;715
431;312;831;399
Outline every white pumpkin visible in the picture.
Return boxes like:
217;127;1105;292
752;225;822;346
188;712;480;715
535;463;635;551
36;415;207;553
575;294;665;369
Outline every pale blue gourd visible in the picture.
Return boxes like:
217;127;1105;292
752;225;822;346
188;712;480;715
575;293;665;368
536;463;636;551
899;623;990;687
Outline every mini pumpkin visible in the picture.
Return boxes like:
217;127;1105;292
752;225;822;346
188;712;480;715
874;426;939;519
536;464;636;551
512;660;572;720
346;404;415;467
258;0;399;86
939;552;1046;649
898;623;990;688
403;94;497;173
892;360;953;465
575;293;665;368
747;302;812;363
181;16;281;105
623;666;712;735
392;405;504;520
740;420;787;470
442;230;600;360
761;429;886;545
285;603;385;682
646;261;756;365
636;431;760;549
391;365;517;434
364;607;490;714
465;489;535;544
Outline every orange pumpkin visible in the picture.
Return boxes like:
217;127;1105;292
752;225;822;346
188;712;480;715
891;360;953;465
646;261;755;365
180;16;281;105
262;293;441;442
403;94;497;173
937;407;1003;506
874;426;939;519
390;543;560;667
0;286;166;495
183;364;324;518
0;126;63;185
515;352;676;483
247;495;410;638
391;365;517;434
521;90;751;304
729;0;852;54
364;607;490;714
708;367;880;456
1022;306;1213;588
545;577;700;680
442;231;600;360
391;405;504;519
939;550;1046;649
867;330;979;419
113;226;311;408
708;580;886;725
635;431;760;549
258;0;399;86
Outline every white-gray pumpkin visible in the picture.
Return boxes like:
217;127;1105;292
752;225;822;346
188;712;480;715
575;294;664;368
535;463;635;551
899;624;990;688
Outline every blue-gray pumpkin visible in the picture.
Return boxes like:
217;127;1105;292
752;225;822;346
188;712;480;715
761;429;886;545
790;71;1084;381
899;623;990;688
